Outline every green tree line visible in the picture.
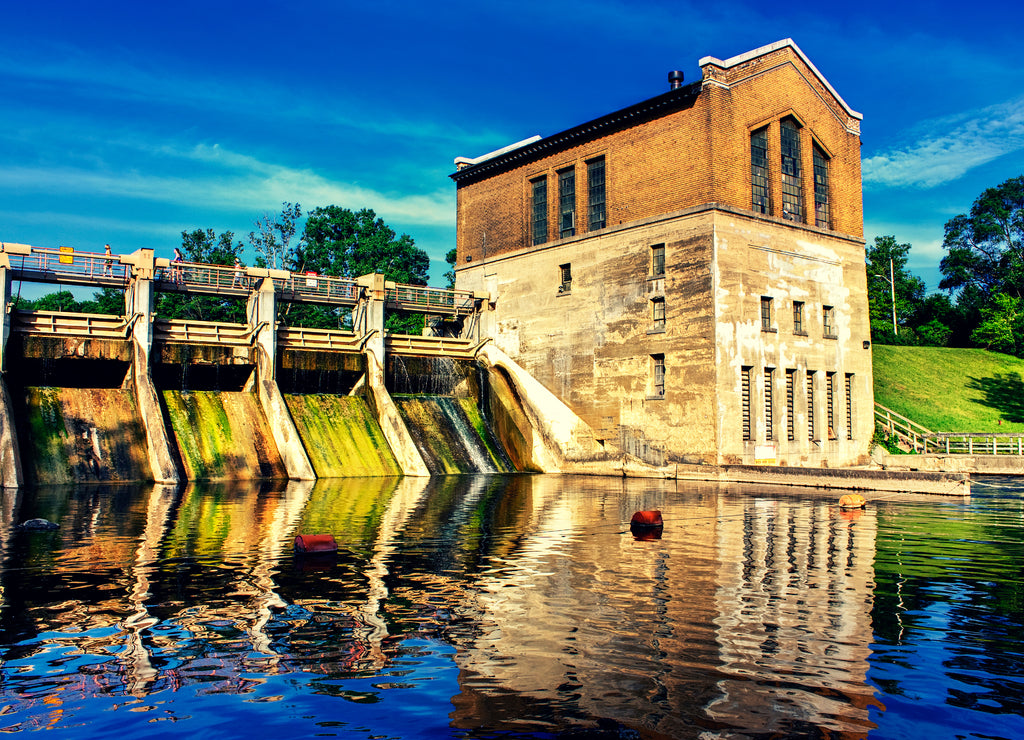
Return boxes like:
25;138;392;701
868;175;1024;356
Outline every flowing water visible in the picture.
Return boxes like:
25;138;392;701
0;476;1021;739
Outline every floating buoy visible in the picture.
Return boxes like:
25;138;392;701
629;510;664;540
630;510;664;527
838;494;867;509
294;534;338;554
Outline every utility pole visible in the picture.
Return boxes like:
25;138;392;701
889;258;897;336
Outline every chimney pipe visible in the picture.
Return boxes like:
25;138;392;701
668;70;684;90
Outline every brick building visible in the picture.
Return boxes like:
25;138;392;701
450;39;873;467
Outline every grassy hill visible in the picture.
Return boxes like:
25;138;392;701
872;345;1024;433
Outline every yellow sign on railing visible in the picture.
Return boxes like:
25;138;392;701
59;246;74;265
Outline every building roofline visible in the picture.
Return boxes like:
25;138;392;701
451;81;701;183
699;38;862;121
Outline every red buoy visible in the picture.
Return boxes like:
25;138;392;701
630;510;664;528
294;534;338;553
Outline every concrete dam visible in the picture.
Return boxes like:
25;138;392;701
0;243;612;488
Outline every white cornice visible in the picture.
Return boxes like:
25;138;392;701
699;39;862;122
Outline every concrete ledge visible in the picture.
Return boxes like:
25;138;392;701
876;452;1024;475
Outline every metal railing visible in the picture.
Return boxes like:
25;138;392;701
272;273;361;305
6;246;129;284
385;284;478;315
11;310;131;339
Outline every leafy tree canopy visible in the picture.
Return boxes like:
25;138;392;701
939;175;1024;300
866;235;925;337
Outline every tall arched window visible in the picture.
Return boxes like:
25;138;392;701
813;144;830;229
780;118;803;222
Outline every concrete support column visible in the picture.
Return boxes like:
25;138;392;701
124;250;181;485
0;260;24;487
248;279;315;480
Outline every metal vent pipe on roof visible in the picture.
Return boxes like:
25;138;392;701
668;70;685;89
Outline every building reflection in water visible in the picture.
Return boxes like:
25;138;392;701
0;476;884;737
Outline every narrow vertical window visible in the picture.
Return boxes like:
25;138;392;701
559;168;576;238
826;371;836;439
651;243;665;276
587;157;606;231
786;369;796;441
651;297;666;329
793;301;804;334
741;366;753;441
845;373;854;439
806;370;816;440
764;368;775;441
823;305;835;337
780;118;804;222
531;177;548;246
559;263;572;293
652;354;665;397
813;144;830;229
761;296;774;331
751;127;771;214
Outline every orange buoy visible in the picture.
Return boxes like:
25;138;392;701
294;534;338;553
630;510;664;527
838;494;867;509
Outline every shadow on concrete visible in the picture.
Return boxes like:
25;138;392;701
966;372;1024;423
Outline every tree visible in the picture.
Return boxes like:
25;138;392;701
157;229;245;323
444;247;457;290
939;175;1024;300
292;206;431;333
865;235;927;343
971;293;1024;356
249;202;302;270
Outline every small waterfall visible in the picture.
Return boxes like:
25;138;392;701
394;395;513;475
437;397;494;473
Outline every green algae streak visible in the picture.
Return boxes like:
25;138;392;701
22;387;152;485
162;390;286;480
285;394;401;478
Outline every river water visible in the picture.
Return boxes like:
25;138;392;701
0;475;1021;739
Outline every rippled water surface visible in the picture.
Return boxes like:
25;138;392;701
1;476;1021;738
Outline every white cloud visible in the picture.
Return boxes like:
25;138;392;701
863;96;1024;188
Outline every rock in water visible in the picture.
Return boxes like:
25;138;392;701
17;518;59;531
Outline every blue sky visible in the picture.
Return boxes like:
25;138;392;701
3;1;1023;294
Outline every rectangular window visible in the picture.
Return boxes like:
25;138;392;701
741;366;753;441
761;296;774;331
806;371;816;440
652;354;665;397
813;144;830;229
559;263;572;293
587;157;606;231
786;369;796;441
780;118;804;222
823;305;835;337
764;368;775;441
826;371;836;439
793;301;804;334
651;243;665;277
531;177;548;246
559;168;576;239
652;297;666;329
845;373;854;439
751;127;771;214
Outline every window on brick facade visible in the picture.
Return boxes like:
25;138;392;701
531;177;548;246
751;127;771;214
764;367;775;441
559;263;572;293
652;354;665;397
761;296;774;331
806;370;816;440
652;297;665;329
823;305;836;337
587;157;606;231
780;118;804;222
741;366;753;441
651;243;665;276
813;144;830;229
558;168;576;238
793;301;804;334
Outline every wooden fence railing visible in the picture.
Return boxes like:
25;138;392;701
875;403;1024;455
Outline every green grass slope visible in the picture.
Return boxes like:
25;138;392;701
872;345;1024;433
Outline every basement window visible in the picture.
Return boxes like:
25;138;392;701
559;263;572;293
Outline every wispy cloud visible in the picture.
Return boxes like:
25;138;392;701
863;96;1024;188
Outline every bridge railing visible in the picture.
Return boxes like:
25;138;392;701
923;433;1024;456
385;284;478;315
156;261;247;292
272;272;361;305
6;246;129;282
11;309;131;339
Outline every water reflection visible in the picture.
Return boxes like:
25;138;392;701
0;477;1020;738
